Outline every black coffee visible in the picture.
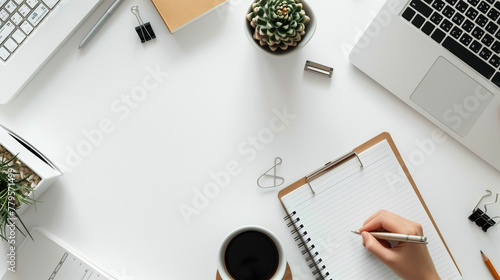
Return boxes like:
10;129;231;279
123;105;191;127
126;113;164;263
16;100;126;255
224;230;279;280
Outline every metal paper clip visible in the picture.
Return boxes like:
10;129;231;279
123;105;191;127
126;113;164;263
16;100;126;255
257;157;284;189
304;60;334;78
131;6;156;43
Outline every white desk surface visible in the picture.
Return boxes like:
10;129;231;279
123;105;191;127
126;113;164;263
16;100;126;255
0;0;499;279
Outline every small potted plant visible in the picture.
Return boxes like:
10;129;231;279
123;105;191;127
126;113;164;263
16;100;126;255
0;146;39;241
0;125;62;242
246;0;316;55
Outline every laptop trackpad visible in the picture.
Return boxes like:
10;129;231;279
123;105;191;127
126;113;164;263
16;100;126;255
410;57;494;137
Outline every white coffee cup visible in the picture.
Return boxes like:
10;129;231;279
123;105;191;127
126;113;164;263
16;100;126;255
217;225;287;280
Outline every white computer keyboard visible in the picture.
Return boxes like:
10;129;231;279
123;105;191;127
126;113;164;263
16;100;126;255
0;0;60;61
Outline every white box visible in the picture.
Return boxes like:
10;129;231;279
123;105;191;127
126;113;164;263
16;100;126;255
0;125;62;215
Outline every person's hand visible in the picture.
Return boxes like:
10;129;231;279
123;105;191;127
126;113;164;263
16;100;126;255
358;210;440;280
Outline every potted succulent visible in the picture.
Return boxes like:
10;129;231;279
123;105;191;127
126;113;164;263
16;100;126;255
0;146;39;241
246;0;316;55
0;125;62;242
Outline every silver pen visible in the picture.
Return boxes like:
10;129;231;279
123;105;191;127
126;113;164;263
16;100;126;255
351;231;428;244
79;0;124;49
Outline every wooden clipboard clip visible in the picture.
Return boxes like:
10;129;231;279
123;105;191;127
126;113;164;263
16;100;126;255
305;151;363;195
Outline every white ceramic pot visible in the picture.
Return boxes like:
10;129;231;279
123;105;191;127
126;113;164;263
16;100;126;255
245;0;317;56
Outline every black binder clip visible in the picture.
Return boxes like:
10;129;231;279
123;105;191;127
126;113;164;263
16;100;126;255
131;6;156;43
468;190;499;232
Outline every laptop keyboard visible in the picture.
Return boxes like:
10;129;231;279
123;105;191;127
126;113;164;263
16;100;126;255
0;0;60;62
402;0;500;87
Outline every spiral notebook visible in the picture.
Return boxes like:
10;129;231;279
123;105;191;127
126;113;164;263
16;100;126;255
278;132;462;279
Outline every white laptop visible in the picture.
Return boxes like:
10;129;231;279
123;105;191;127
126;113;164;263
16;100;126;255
350;0;500;171
2;227;115;280
0;0;103;104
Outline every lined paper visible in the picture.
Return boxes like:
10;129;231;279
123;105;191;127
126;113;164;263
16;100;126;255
281;140;461;279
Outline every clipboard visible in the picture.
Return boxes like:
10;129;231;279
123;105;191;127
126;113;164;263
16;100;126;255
278;132;461;279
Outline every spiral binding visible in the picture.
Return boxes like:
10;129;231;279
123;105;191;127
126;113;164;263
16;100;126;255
284;211;331;280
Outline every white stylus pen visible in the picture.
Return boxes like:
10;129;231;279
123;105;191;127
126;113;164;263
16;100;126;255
351;231;428;244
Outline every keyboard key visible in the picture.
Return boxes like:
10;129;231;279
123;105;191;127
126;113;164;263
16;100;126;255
0;20;14;44
492;41;500;53
402;7;416;21
440;19;453;31
20;21;33;34
11;28;25;43
422;21;435;34
410;0;433;17
462;19;475;32
467;0;479;6
28;3;48;26
495;1;500;10
18;4;31;17
0;46;10;61
442;5;455;18
5;1;17;13
445;0;457;5
481;33;494;46
26;0;39;8
0;9;9;21
488;8;500;21
41;0;59;9
432;0;446;11
423;0;432;3
466;7;479;20
460;33;473;45
479;47;492;59
431;28;446;42
3;38;17;52
452;13;465;25
430;12;443;24
475;14;488;27
477;1;490;13
491;72;500;86
457;0;469;12
412;14;426;28
489;54;500;67
10;12;23;25
471;26;485;39
0;0;6;7
13;0;22;4
443;36;495;78
485;21;499;34
470;39;482;52
451;26;463;38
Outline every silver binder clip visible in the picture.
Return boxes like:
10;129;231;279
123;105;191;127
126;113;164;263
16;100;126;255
306;151;363;195
468;190;499;232
304;60;334;78
131;6;156;43
257;157;284;189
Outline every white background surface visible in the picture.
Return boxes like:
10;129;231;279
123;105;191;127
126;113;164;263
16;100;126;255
0;0;499;279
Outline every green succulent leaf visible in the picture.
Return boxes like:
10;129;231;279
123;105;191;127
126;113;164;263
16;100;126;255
247;0;310;51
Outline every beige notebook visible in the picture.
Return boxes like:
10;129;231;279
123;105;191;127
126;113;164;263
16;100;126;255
151;0;227;33
278;133;461;279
